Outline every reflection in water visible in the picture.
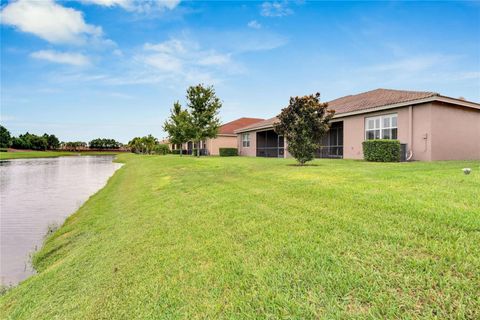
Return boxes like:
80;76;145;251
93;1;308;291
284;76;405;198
0;156;122;286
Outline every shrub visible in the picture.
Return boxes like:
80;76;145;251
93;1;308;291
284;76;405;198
362;139;401;162
219;148;238;157
154;144;170;155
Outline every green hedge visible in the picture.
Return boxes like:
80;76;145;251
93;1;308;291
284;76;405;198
362;139;401;162
219;148;238;157
153;144;170;155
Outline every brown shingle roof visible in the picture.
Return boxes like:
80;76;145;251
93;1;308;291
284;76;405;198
234;117;279;133
219;117;264;135
328;88;438;114
235;89;442;133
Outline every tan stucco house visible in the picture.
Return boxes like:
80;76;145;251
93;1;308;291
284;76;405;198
234;89;480;161
171;117;264;155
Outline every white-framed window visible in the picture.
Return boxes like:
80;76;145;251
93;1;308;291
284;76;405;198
242;133;250;147
365;114;398;140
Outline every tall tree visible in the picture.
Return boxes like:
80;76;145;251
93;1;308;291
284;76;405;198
185;84;222;156
163;101;193;156
0;125;11;148
274;93;334;165
43;134;60;150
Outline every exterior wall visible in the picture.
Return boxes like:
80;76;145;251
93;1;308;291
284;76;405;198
237;131;257;157
206;135;237;155
237;102;479;161
237;129;291;158
410;103;433;161
430;102;480;160
340;104;434;161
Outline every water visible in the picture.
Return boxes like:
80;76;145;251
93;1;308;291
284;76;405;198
0;156;122;286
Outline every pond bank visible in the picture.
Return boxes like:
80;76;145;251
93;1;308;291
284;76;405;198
0;151;122;160
1;155;479;319
0;156;122;286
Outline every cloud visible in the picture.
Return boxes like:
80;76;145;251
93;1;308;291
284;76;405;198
79;0;181;13
30;50;91;66
366;54;458;73
140;38;232;75
0;0;103;45
261;1;293;17
247;20;262;29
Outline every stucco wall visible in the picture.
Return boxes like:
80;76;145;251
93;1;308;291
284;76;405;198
339;102;480;161
237;131;257;157
410;103;432;161
430;102;480;160
340;107;411;159
237;102;479;161
207;135;237;155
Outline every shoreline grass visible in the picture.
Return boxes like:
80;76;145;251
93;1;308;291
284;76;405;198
0;150;122;160
1;155;479;319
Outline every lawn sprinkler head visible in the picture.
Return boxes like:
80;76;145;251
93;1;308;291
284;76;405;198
462;168;471;175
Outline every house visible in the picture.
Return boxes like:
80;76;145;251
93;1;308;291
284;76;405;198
171;117;264;155
234;89;480;161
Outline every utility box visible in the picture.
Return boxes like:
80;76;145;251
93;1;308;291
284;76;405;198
400;144;407;162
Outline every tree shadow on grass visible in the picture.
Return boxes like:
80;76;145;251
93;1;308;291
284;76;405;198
287;163;320;167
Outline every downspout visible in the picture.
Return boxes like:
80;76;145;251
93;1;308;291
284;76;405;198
407;105;414;161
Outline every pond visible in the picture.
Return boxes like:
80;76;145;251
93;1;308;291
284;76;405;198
0;156;122;286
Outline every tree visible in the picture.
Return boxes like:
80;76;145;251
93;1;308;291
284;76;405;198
0;125;11;148
185;84;221;156
127;135;158;154
89;138;121;149
274;93;334;165
13;132;48;150
43;134;60;150
163;101;193;156
63;141;87;151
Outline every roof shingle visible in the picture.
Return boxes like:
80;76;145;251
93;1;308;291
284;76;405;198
219;117;264;135
235;89;441;133
327;88;438;114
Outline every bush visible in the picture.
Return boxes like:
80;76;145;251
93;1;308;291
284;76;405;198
172;149;188;155
154;144;170;155
362;139;401;162
219;148;238;157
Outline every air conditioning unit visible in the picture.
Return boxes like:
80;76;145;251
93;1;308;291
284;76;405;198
400;144;407;162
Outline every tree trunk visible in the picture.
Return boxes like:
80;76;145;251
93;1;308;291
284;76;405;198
197;140;200;157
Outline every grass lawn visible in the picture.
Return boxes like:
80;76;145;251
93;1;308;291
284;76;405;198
0;150;121;160
1;155;479;319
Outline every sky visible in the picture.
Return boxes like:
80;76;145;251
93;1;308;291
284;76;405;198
1;0;479;143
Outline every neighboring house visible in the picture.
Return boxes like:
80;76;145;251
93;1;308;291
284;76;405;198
234;89;480;161
171;117;264;155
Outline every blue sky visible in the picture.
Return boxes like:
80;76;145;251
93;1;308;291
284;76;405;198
1;0;479;143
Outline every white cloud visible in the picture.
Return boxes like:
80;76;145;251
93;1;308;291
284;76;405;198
247;20;262;29
80;0;181;13
198;53;231;66
0;0;103;45
261;1;293;17
141;39;231;73
367;54;458;73
31;50;91;66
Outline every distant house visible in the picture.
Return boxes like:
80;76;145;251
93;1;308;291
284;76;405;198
234;89;480;161
171;117;264;155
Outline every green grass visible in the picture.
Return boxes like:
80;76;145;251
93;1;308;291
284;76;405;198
0;150;121;160
1;155;479;319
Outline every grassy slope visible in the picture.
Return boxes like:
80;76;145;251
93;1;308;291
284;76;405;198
0;151;121;160
1;155;479;319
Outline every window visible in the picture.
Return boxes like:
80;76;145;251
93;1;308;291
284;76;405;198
365;114;397;140
242;133;250;147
